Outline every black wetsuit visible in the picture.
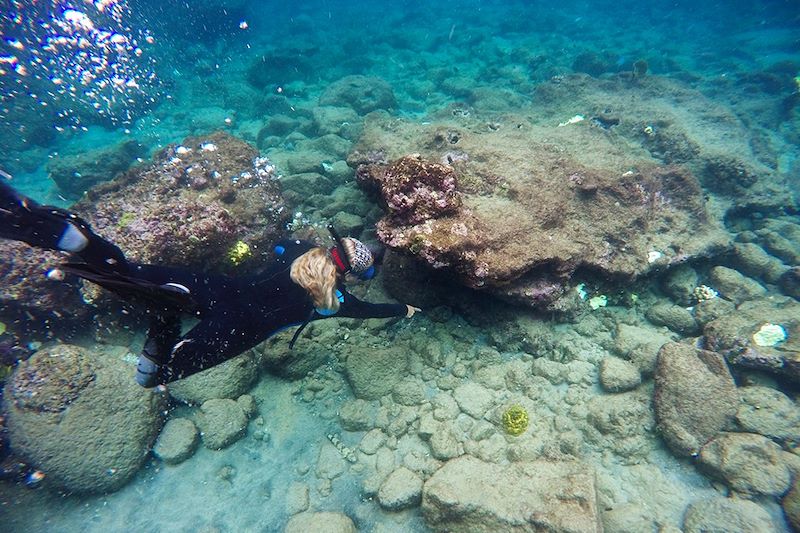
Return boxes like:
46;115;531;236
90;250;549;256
0;181;406;385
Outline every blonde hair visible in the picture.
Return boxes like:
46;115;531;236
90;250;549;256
290;247;340;313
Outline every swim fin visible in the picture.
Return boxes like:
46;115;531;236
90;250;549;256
59;262;198;314
0;180;89;252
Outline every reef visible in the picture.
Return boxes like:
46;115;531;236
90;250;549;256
351;75;795;309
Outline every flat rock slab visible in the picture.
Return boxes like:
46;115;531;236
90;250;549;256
422;456;601;532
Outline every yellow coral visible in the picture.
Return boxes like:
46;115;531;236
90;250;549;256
501;405;529;436
228;240;252;266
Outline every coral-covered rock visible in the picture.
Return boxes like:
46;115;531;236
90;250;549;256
48;139;146;198
4;344;164;493
0;241;90;337
422;456;601;532
351;110;728;309
653;342;738;456
703;297;800;383
361;155;462;225
73;131;288;273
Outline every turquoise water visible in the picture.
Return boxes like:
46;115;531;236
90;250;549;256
1;1;799;531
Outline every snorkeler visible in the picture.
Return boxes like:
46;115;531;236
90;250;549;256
0;180;420;387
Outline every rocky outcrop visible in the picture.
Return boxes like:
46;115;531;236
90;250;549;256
351;111;728;310
422;456;601;532
653;342;738;456
4;344;164;493
73;131;288;273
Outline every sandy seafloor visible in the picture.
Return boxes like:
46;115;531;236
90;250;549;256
1;0;799;531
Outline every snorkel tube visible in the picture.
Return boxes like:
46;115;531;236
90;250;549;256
328;224;352;274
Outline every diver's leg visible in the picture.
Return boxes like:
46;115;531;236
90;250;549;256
135;312;182;388
0;180;128;272
151;315;257;385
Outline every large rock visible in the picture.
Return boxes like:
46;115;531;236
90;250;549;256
168;350;260;405
378;467;423;511
152;417;199;465
703;297;800;383
653;342;738;456
73;132;288;273
350;77;747;309
697;432;794;496
344;345;408;400
683;497;776;533
196;398;248;450
4;344;164;493
422;456;601;532
735;385;800;442
784;477;800;531
319;75;396;114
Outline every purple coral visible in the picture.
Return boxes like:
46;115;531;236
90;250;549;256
372;156;462;225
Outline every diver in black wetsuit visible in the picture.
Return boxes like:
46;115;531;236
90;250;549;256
0;180;420;387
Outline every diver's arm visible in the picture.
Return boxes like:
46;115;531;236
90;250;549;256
336;289;409;319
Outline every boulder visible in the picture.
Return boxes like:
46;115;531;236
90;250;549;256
4;344;164;493
422;456;601;532
703;297;800;384
168;350;260;405
783;477;800;532
645;303;698;335
72;132;289;273
708;266;766;304
285;512;356;533
285;482;310;515
697;432;794;496
735;386;800;442
683;497;776;533
453;382;494;419
653;342;738;456
350;82;731;309
196;398;248;450
661;264;699;305
344;346;408;400
599;356;641;392
153;417;199;465
378;467;423;511
319;75;396;114
779;266;800;299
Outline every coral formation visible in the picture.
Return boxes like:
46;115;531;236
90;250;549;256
501;405;529;436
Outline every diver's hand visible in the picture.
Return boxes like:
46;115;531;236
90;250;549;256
405;305;421;318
